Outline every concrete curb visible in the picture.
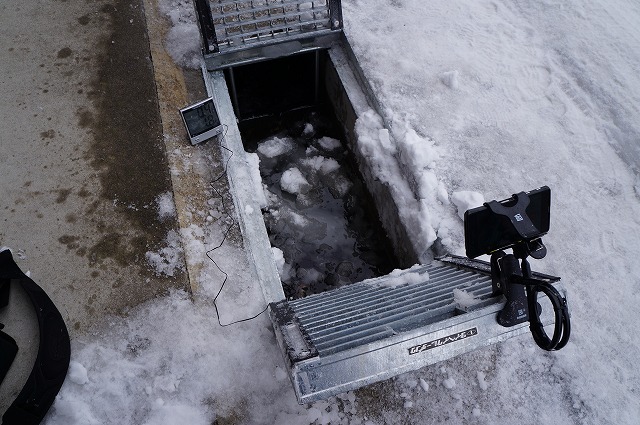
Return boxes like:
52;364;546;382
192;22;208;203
141;0;208;294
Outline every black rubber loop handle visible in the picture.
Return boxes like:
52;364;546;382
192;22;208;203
512;275;571;351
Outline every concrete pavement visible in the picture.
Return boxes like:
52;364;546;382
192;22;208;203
0;0;191;414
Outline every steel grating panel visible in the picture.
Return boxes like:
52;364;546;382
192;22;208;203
268;257;564;403
288;263;495;356
199;0;343;69
210;0;336;50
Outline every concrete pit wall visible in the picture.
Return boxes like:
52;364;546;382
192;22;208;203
324;46;420;268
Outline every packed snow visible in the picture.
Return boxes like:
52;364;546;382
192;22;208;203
365;265;429;289
40;0;640;424
451;190;485;220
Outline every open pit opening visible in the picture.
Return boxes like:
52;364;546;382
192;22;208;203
223;50;400;299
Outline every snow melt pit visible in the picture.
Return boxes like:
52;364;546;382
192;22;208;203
227;53;400;299
201;27;564;403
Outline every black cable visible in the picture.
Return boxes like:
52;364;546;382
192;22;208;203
204;127;268;327
512;275;571;351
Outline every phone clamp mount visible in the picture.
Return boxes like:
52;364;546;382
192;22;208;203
482;191;570;351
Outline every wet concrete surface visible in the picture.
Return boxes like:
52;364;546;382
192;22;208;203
0;0;188;413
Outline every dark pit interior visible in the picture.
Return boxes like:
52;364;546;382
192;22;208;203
224;50;400;299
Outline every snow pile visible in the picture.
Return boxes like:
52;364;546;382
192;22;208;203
451;191;485;220
344;0;640;422
158;0;201;69
46;291;302;425
354;110;460;258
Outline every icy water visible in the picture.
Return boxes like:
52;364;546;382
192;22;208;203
248;112;398;299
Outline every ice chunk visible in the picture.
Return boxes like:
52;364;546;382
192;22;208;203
302;156;340;175
257;136;295;158
298;267;323;285
280;168;311;195
271;247;293;282
441;70;460;89
317;136;342;152
68;361;89;385
156;191;176;220
246;153;268;209
477;371;488;391
322;170;352;199
443;377;456;389
367;265;429;288
303;123;314;135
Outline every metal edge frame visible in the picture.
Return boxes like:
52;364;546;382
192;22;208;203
438;254;562;282
202;65;286;304
193;0;218;54
204;31;341;70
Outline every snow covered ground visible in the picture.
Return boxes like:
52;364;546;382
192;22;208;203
44;0;640;424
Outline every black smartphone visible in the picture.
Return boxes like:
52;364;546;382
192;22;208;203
464;186;551;259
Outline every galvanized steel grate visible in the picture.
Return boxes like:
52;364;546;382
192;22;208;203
196;0;343;68
287;263;495;356
210;0;337;50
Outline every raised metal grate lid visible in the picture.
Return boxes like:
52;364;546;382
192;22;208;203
288;263;494;356
196;0;343;69
211;0;338;50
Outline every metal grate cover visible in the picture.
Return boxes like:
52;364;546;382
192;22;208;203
268;257;564;402
211;1;337;49
288;262;494;356
197;0;343;69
